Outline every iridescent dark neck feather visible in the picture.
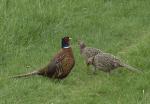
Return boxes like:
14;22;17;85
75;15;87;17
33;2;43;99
61;38;69;48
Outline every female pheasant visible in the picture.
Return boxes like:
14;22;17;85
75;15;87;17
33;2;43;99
78;40;103;66
87;53;142;73
78;40;142;73
11;36;75;79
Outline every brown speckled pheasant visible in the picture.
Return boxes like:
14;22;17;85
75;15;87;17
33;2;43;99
11;36;75;79
87;53;142;73
78;40;103;66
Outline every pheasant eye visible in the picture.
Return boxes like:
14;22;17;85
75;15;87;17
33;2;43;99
64;37;69;42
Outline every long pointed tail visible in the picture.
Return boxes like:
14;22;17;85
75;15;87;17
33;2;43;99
122;63;143;73
10;71;38;78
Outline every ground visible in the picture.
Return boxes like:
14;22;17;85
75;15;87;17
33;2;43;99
0;0;150;104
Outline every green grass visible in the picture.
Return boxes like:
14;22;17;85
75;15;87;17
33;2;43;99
0;0;150;104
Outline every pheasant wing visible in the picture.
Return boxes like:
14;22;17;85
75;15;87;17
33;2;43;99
95;53;121;70
38;54;66;78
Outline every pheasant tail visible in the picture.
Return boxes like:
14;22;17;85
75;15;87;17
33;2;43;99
122;63;143;73
10;70;38;78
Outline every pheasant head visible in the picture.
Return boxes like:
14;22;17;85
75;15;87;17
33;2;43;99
61;36;72;48
77;40;86;53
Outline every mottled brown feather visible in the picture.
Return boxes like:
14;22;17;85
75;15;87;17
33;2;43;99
78;40;103;65
88;53;142;73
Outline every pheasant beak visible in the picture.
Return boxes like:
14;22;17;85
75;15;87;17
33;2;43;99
69;38;72;40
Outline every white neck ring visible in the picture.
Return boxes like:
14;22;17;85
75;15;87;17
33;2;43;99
63;46;70;48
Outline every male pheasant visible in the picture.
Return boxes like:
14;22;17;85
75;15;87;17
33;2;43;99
11;36;75;79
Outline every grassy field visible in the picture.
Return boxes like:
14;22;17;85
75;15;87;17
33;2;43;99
0;0;150;104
